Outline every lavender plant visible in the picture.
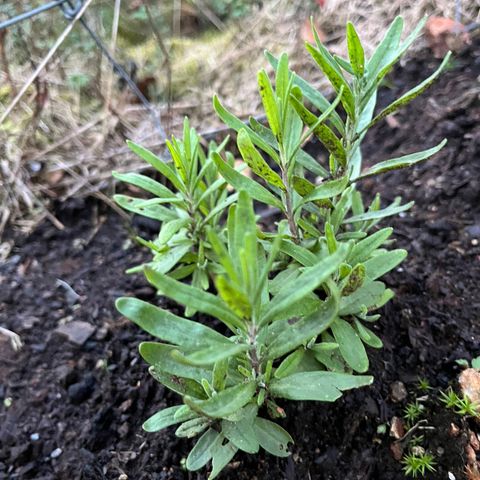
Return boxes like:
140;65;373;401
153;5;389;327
115;16;450;479
114;118;236;293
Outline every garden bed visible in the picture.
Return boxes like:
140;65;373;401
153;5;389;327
1;40;480;480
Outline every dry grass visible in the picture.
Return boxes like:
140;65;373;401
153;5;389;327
0;0;478;245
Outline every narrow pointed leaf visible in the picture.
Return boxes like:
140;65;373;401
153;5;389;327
363;249;407;280
306;43;355;118
355;140;447;180
213;95;279;162
113;195;177;222
126;140;184;192
290;95;346;167
254;417;293;457
186;428;221;471
343;201;414;223
270;371;373;401
261;245;347;325
139;342;212;381
339;281;386;315
185;382;256;418
237;129;285;190
144;267;244;331
116;297;230;348
258;69;281;138
212;153;283;210
300;176;349;206
331;318;369;372
143;405;194;432
184;343;250;366
348;227;393;265
268;295;338;359
221;419;259;454
367;53;451;131
209;441;238;479
346;22;365;76
367;16;403;78
113;171;175;198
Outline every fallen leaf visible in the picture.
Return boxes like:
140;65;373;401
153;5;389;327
425;17;471;58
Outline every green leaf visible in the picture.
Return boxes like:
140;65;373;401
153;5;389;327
186;428;222;471
354;320;383;348
274;348;305;379
115;297;230;348
267;295;338;359
306;43;355;119
331;318;369;372
333;55;354;75
149;366;206;398
339;281;387;315
213;95;279;162
275;52;289;102
126;140;184;192
265;50;344;134
258;69;281;138
472;357;480;370
175;417;211;438
237;129;285;190
290;95;347;167
354;140;447;180
261;245;347;326
221;419;259;454
254;417;293;458
209;440;238;479
348;227;393;265
185;382;256;418
366;53;451;131
270;371;373;401
143;405;194;432
139;342;211;381
144;267;245;332
150;243;192;275
183;343;250;367
112;171;175;199
212;152;284;210
299;176;349;206
157;218;190;245
367;16;403;79
363;249;407;280
346;22;365;77
215;276;251;319
279;239;317;266
375;17;427;81
343;201;414;223
113;195;177;222
341;263;365;296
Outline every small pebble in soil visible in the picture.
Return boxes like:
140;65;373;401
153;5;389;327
30;433;40;441
67;374;95;404
390;381;408;403
50;448;62;459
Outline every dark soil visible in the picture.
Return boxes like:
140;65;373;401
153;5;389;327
1;41;480;480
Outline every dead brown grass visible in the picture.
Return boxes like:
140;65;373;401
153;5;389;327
0;0;478;246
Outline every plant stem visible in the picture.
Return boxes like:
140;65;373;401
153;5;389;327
281;168;299;243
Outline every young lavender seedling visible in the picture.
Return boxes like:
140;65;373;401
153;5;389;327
115;16;450;479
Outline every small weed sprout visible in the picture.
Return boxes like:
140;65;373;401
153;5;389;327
403;401;425;428
440;389;480;418
402;451;436;478
417;378;431;392
114;16;450;479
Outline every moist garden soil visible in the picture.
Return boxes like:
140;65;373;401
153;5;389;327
1;41;480;480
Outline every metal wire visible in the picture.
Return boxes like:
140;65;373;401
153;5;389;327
0;0;166;140
0;1;68;31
